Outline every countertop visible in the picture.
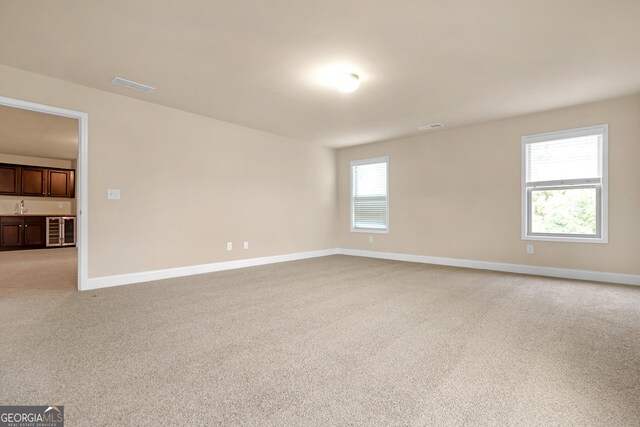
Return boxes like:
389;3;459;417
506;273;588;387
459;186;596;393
0;214;76;217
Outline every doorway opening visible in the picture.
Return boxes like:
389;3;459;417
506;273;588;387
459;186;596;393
0;96;88;292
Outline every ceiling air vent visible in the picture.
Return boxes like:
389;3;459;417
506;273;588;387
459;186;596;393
417;123;444;131
111;77;155;93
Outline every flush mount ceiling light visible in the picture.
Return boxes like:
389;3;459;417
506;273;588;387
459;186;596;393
309;64;363;94
418;123;444;131
335;73;360;93
111;77;155;93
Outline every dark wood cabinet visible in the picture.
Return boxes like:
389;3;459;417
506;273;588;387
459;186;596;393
0;163;75;198
0;165;20;195
0;216;48;250
0;217;24;247
48;169;74;197
21;167;47;196
24;217;46;246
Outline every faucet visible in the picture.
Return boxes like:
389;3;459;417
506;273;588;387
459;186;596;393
18;200;27;215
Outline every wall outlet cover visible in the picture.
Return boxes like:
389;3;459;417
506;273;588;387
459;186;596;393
243;241;249;249
226;242;233;251
107;189;121;200
526;244;534;254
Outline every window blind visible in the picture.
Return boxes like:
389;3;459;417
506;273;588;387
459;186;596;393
526;134;602;183
351;158;388;231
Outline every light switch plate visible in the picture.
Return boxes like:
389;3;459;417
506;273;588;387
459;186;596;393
107;189;121;200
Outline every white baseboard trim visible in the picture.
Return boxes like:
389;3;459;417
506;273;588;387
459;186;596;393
84;248;339;291
84;247;639;291
337;248;640;286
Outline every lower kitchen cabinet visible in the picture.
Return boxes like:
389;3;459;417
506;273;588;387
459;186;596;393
24;217;46;246
0;217;23;247
0;216;59;250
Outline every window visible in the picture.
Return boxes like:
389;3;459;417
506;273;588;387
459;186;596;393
351;157;388;232
522;124;608;243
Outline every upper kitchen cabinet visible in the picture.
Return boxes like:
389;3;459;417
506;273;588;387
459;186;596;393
0;163;75;198
0;164;20;195
48;169;74;198
21;167;47;196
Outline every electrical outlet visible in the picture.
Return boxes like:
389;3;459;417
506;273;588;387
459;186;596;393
526;244;534;254
243;241;249;249
368;235;374;244
226;242;233;251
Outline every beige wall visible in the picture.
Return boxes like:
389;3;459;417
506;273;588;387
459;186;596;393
0;105;78;159
0;153;73;169
2;63;637;279
0;154;75;215
0;65;337;278
338;94;640;275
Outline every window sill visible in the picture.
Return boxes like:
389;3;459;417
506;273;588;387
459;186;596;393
351;228;389;234
522;235;608;244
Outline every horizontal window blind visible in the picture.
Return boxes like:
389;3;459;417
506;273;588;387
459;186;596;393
526;134;602;183
352;158;388;231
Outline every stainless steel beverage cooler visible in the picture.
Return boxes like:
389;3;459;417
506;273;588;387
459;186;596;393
46;217;76;247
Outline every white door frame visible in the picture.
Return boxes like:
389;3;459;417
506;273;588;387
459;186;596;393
0;96;89;291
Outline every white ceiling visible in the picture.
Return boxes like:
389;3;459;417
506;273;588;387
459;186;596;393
1;0;639;147
0;105;78;160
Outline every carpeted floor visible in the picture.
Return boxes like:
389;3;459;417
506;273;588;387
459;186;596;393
0;255;639;426
0;247;77;297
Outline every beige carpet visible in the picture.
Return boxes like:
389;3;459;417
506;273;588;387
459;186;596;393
0;255;638;426
0;247;77;297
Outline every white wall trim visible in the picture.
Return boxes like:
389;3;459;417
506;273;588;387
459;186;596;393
0;96;89;291
337;248;640;286
84;248;339;290
85;246;639;291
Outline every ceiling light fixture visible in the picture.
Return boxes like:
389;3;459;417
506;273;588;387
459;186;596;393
418;123;444;131
111;77;156;93
335;73;360;93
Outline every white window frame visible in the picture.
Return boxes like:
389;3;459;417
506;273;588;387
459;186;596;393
350;156;389;233
521;124;608;243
